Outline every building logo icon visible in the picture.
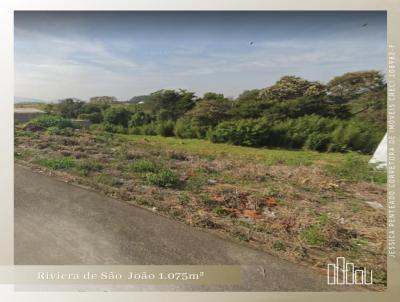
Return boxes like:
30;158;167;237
327;257;373;285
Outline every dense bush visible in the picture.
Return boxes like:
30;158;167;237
156;120;175;137
209;118;272;146
209;114;382;153
31;115;74;129
174;116;208;138
304;132;332;152
140;123;158;135
174;117;201;139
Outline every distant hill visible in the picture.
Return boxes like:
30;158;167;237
14;97;45;104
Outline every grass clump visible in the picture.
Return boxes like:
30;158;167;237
129;159;161;173
349;238;368;258
300;213;331;246
185;171;208;192
47;126;74;136
14;149;33;160
325;153;386;183
77;160;103;176
273;240;287;251
33;158;76;170
179;192;190;205
301;225;326;246
373;270;387;286
15;129;38;138
213;206;231;216
317;213;330;226
145;168;179;188
198;193;216;208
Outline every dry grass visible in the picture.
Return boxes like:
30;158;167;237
14;126;387;288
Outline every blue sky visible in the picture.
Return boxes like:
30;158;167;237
14;11;386;101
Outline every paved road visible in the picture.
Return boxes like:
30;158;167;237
14;165;345;291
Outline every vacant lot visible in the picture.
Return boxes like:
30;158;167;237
14;126;387;288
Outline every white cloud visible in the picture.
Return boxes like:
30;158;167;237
15;27;386;100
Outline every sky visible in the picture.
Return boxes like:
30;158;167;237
14;11;387;102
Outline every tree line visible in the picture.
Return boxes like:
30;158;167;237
43;70;387;154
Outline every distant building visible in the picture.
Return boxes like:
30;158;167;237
14;108;45;123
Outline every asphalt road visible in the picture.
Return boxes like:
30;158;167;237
14;164;346;291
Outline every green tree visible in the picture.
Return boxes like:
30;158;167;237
129;110;154;127
103;107;132;127
56;98;85;118
327;70;385;102
230;99;272;119
259;76;316;100
176;98;232;138
236;89;261;102
202;92;225;101
148;89;197;120
186;99;232;128
80;103;102;114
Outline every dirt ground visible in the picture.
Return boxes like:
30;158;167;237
14;127;387;289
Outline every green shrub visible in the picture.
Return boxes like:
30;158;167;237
140;123;158;136
273;240;287;251
210;118;271;146
209;114;383;154
128;160;160;173
128;126;142;135
31;115;74;129
15;130;37;138
174;117;199;138
185;172;208;192
33;158;76;170
340;119;382;153
156;120;175;137
146;169;179;188
47;126;74;136
304;132;332;151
